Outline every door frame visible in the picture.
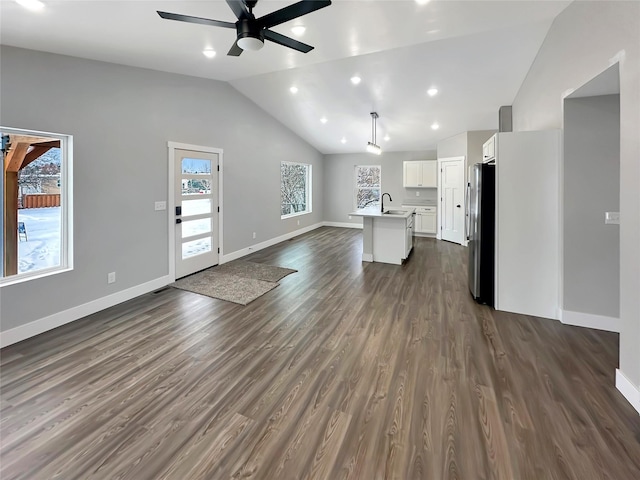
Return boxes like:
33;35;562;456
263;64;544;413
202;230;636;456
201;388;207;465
167;141;224;282
437;156;466;246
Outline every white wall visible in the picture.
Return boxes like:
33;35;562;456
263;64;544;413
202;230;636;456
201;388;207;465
563;94;620;319
322;151;436;225
511;1;640;402
0;46;324;334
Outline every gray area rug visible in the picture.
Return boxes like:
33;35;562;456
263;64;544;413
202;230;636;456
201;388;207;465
172;261;297;305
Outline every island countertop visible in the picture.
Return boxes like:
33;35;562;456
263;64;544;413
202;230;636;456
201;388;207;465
349;207;415;219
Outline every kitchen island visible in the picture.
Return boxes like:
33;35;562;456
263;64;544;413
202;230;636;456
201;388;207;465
350;208;415;265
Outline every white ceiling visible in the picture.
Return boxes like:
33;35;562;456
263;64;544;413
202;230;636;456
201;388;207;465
1;0;571;153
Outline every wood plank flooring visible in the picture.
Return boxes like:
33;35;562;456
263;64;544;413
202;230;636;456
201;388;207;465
1;227;639;479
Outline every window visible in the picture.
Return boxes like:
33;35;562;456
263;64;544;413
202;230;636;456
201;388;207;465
355;165;381;209
281;162;312;218
1;127;73;285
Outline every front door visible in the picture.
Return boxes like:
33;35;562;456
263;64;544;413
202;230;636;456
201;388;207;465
440;157;465;244
174;149;219;279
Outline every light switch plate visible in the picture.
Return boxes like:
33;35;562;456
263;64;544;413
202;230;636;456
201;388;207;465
605;212;620;224
155;201;167;211
415;191;420;196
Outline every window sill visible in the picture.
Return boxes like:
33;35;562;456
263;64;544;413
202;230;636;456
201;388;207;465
0;266;73;288
281;210;312;220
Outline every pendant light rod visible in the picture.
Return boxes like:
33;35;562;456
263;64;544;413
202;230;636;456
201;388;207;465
367;112;381;155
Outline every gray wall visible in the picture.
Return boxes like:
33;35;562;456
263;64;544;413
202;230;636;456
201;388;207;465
563;95;620;317
0;46;323;332
437;132;467;159
512;1;640;388
323;151;436;225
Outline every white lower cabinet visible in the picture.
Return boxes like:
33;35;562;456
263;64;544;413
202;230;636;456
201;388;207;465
403;206;437;234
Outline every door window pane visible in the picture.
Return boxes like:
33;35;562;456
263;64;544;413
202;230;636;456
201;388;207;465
182;158;211;175
182;199;211;217
181;218;211;239
182;237;212;259
181;178;211;195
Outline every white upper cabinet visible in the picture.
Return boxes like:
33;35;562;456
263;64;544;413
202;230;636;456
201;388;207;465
483;135;496;162
403;160;437;188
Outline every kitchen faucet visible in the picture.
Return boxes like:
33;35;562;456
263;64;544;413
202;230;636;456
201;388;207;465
381;192;392;213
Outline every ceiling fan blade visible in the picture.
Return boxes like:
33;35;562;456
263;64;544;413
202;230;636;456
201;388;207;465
157;11;236;29
259;0;332;29
264;29;313;53
228;41;244;56
226;0;250;20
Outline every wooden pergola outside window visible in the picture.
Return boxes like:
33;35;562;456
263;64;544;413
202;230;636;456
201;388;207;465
2;134;61;277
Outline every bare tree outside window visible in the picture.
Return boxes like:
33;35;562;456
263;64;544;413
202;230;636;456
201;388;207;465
355;165;381;209
281;162;311;217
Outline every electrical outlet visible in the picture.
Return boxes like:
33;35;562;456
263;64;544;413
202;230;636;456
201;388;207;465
348;215;352;220
252;232;256;239
154;201;166;211
605;212;620;224
107;272;116;284
297;220;300;226
415;191;420;196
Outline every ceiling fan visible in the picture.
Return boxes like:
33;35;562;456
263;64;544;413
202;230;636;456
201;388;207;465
157;0;332;56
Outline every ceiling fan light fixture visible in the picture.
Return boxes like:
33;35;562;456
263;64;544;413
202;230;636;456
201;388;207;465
237;36;264;51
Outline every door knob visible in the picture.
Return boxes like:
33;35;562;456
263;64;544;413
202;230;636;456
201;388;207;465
456;204;461;208
176;219;182;224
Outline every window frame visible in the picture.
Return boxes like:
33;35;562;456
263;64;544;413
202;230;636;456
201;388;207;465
0;126;73;287
354;165;382;210
280;161;312;219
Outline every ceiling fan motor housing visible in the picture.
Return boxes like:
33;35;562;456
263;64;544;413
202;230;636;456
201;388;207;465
237;18;264;43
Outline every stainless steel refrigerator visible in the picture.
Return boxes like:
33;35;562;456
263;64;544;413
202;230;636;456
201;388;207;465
468;162;495;306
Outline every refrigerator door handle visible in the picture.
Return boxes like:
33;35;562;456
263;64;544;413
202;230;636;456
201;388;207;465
465;182;471;240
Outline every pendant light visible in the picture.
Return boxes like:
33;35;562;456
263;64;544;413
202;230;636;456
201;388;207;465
366;112;382;155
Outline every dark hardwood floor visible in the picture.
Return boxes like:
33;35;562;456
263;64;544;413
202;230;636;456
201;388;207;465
1;227;639;479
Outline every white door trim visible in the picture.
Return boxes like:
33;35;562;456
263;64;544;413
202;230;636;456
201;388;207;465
167;141;224;282
437;156;466;245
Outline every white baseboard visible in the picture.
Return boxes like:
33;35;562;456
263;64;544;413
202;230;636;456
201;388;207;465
616;369;640;414
559;310;620;333
0;275;172;348
221;222;324;264
362;253;373;262
322;221;363;229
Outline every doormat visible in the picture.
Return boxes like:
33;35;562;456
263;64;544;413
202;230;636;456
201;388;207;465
172;261;297;305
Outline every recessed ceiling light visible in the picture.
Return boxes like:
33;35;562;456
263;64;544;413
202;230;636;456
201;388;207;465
202;49;216;59
290;86;298;94
431;123;440;130
341;137;347;144
415;0;431;5
350;76;361;85
427;87;438;96
15;0;45;11
291;25;306;36
384;135;390;141
320;117;328;124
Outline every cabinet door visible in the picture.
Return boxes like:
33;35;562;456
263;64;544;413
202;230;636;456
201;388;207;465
414;213;423;233
423;213;437;233
421;161;437;187
403;162;421;187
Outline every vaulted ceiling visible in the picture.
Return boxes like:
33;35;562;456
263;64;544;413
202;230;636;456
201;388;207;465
0;0;571;153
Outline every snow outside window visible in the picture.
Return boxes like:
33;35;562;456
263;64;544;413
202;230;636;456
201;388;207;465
1;127;73;285
355;165;381;209
281;162;312;218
